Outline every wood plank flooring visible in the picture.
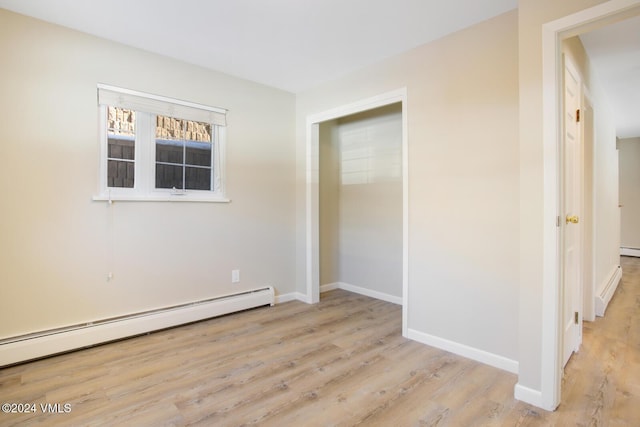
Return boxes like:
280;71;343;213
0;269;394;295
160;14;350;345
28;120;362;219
1;256;639;426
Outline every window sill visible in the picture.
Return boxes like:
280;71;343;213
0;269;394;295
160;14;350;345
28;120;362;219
92;192;231;203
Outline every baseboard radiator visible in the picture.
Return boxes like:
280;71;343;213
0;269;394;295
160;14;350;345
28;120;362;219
595;266;622;317
0;286;274;367
620;247;640;258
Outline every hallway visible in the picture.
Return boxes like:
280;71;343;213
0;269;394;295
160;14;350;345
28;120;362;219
552;255;640;424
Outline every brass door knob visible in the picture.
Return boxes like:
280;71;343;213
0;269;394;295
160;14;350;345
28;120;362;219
566;215;579;224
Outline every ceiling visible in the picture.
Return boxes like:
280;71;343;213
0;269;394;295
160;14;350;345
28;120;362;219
0;1;637;137
580;14;640;139
0;0;516;93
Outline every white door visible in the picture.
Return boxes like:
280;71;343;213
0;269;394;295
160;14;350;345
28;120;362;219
562;57;583;367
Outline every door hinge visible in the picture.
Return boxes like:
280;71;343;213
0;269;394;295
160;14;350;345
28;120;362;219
557;216;561;227
574;311;579;325
576;109;580;123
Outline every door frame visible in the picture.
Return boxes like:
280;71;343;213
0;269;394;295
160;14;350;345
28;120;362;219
540;0;640;411
304;88;409;336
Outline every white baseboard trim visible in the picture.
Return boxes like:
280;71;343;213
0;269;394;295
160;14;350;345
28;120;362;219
274;292;306;304
407;328;518;374
321;282;402;305
595;265;622;317
320;282;340;293
621;247;640;257
514;384;549;410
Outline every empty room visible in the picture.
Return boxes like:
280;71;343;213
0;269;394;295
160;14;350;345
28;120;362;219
1;0;639;425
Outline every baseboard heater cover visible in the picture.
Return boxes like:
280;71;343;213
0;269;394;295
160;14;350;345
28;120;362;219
620;247;640;258
0;286;274;367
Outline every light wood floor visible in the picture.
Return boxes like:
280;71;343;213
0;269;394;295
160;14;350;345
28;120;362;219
1;257;639;426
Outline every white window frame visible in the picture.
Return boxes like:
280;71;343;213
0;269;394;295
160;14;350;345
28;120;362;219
93;85;229;203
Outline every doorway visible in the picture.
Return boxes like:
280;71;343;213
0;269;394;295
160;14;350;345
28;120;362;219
619;138;640;257
541;0;640;411
305;89;408;336
319;104;403;305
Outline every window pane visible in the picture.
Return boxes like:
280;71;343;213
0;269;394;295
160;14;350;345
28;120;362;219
156;140;184;164
108;137;135;160
185;141;212;167
108;160;134;188
107;106;135;188
156;164;183;189
185;167;211;190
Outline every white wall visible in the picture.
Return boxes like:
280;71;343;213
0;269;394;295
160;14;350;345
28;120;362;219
298;11;520;364
319;120;340;285
591;83;621;300
319;105;403;298
0;9;296;339
619;137;640;249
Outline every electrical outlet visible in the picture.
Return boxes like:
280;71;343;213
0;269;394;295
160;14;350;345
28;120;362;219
231;269;240;283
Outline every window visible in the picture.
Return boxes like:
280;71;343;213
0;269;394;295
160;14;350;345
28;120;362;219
155;115;213;191
95;85;228;202
107;107;136;188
